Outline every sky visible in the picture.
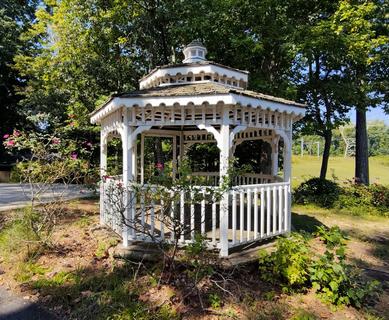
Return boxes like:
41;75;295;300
348;107;389;125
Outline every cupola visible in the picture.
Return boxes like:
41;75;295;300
138;40;249;90
183;40;207;63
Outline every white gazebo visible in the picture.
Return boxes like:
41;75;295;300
91;41;305;257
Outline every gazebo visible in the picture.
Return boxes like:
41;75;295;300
90;41;305;257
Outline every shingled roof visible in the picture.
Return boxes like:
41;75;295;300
113;82;305;107
91;82;305;120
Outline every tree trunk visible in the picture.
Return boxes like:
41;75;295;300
320;130;332;180
154;137;164;165
355;108;369;185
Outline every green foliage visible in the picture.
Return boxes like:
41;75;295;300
294;178;341;208
258;227;380;308
295;178;389;216
15;262;50;283
208;293;222;309
0;207;57;258
0;1;36;162
184;233;214;280
258;233;311;290
309;226;380;308
335;182;389;216
0;217;29;259
314;226;347;249
294;121;389;158
291;309;318;320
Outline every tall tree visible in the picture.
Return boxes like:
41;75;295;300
295;0;352;180
332;0;388;184
0;1;37;162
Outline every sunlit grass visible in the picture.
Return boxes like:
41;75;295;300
291;155;389;187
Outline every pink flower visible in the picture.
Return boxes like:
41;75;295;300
52;138;60;145
70;152;78;160
3;134;9;139
6;140;15;146
69;122;75;127
156;162;164;170
13;130;20;137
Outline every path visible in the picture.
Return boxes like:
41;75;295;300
0;183;95;211
0;287;57;320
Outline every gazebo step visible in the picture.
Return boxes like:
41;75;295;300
113;242;163;262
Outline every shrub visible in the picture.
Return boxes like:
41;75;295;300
369;184;389;208
310;227;380;308
314;226;347;249
335;182;389;216
258;227;380;308
258;233;311;291
294;178;341;208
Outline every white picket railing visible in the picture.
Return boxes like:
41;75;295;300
191;172;275;186
101;178;290;254
228;182;290;248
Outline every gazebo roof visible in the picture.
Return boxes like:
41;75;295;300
90;82;305;124
115;82;304;107
90;41;306;124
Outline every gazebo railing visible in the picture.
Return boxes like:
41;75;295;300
101;177;290;254
191;172;276;186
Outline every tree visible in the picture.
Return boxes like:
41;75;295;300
331;0;388;184
294;1;352;180
0;1;37;163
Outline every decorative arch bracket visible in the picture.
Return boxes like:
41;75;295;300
274;129;291;150
127;125;152;148
197;124;222;149
197;124;247;152
229;125;247;146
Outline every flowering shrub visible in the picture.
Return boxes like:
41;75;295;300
2;127;98;249
3;129;97;184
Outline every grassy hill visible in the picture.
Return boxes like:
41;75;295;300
291;155;389;187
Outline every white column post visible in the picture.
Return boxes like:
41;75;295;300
219;107;231;257
122;109;134;247
132;135;137;183
283;130;292;233
271;136;279;178
172;135;177;180
283;137;291;183
100;132;108;225
140;133;145;184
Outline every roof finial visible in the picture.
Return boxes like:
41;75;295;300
183;40;207;63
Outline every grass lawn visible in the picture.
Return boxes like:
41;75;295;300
0;199;388;319
291;155;389;187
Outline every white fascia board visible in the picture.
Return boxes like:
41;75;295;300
91;93;305;124
139;65;248;89
229;93;306;117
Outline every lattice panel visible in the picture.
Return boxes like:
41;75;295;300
128;104;291;131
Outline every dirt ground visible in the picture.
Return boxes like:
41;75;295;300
0;200;388;319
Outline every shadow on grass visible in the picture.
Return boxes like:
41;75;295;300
291;211;327;234
20;256;293;320
25;262;176;319
23;259;253;319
